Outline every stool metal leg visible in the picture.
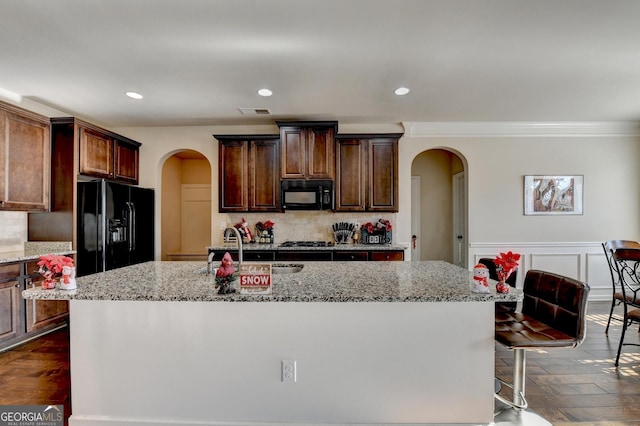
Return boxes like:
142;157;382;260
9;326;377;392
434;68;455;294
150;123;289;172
513;348;526;407
495;348;552;426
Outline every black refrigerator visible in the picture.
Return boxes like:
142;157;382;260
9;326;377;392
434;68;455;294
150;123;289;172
77;180;155;277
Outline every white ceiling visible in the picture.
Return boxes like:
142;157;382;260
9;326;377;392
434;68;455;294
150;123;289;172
1;0;640;128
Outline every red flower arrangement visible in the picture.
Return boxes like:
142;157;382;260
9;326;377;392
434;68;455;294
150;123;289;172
37;254;75;289
361;219;392;233
494;251;520;293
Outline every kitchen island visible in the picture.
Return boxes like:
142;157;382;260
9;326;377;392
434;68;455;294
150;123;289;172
23;261;521;426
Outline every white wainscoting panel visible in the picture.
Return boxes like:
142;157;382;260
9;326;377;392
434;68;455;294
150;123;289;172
469;242;609;301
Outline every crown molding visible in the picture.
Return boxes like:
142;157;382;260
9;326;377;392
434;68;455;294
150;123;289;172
401;121;640;137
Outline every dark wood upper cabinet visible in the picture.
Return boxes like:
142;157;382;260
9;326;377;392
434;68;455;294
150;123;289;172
250;139;280;211
335;134;400;212
368;138;398;211
78;124;140;184
114;139;139;183
218;139;249;212
335;139;366;211
0;101;50;211
79;127;113;178
277;121;336;180
216;135;280;212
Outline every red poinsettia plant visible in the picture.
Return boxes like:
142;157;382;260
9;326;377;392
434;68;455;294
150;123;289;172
262;220;274;230
494;251;521;283
37;254;75;281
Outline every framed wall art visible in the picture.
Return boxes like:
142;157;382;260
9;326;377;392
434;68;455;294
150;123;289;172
524;175;583;215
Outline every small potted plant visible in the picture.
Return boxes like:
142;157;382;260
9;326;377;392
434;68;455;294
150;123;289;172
37;254;75;289
494;251;521;294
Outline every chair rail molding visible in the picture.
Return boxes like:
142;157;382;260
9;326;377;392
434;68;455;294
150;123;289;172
402;121;640;137
469;241;608;301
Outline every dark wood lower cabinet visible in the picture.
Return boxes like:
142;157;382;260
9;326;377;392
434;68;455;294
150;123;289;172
0;264;21;344
0;260;68;351
275;251;334;261
208;249;404;262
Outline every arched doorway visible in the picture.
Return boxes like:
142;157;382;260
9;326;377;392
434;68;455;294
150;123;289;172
161;150;212;261
410;149;467;267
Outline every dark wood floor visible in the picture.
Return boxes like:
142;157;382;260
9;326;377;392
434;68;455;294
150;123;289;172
0;326;71;424
1;301;639;425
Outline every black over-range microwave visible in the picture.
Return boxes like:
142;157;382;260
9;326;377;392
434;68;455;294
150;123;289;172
281;179;334;210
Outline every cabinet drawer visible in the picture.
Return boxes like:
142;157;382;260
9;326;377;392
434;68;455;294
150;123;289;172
244;251;276;261
0;263;20;282
370;251;404;261
334;251;368;261
275;251;333;261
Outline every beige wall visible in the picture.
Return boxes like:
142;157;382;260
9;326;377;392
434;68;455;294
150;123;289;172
397;126;640;260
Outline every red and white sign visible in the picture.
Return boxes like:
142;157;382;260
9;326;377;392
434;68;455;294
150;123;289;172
239;264;272;295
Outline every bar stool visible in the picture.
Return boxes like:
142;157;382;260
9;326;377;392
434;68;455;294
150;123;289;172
494;270;590;424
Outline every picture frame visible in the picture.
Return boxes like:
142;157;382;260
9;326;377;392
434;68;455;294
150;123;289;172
524;175;583;215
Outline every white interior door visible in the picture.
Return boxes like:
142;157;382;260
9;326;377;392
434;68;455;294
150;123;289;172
411;176;421;261
452;172;467;268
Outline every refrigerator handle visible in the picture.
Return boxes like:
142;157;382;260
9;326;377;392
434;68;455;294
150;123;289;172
128;201;136;251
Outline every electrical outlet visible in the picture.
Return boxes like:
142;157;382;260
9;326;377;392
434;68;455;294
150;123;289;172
282;360;296;383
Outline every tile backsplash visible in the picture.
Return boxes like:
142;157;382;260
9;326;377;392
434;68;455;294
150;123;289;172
0;211;28;252
225;212;397;244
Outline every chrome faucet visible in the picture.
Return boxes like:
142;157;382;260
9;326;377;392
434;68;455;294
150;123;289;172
225;226;244;265
208;227;243;275
207;251;216;275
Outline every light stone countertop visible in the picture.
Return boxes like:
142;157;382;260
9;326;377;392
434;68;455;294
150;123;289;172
0;241;75;265
22;260;521;303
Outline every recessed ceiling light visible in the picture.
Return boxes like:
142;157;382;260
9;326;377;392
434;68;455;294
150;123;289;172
257;88;273;97
125;91;143;100
394;87;410;96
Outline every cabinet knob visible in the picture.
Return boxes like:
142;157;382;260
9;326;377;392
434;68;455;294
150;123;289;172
0;200;5;205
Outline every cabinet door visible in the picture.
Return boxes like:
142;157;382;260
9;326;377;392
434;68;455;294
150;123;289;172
307;127;335;179
0;107;50;211
250;140;280;211
219;140;249;211
275;251;333;261
0;264;21;344
368;138;398;212
335;139;366;211
79;127;113;178
114;139;139;184
280;127;305;179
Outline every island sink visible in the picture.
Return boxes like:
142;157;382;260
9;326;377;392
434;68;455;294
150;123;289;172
271;263;304;274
